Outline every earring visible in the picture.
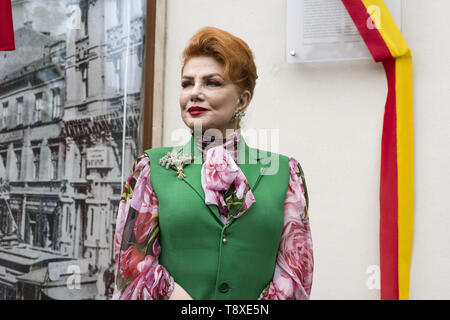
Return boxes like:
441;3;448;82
231;108;246;121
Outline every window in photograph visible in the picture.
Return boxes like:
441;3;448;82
50;146;59;180
34;93;43;122
14;150;21;180
0;152;7;172
90;208;95;237
32;148;40;180
2;102;8;128
51;88;61;119
16;97;23;125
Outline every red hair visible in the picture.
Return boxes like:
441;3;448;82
182;27;258;97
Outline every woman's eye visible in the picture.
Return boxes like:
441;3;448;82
181;81;192;88
207;79;221;86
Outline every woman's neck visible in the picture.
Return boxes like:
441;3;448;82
192;128;241;162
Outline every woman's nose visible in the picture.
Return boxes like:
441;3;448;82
190;83;203;101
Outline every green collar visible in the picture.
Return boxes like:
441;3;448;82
174;134;269;225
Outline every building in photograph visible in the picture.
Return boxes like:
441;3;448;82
0;0;146;299
0;237;100;300
62;0;145;270
0;20;66;252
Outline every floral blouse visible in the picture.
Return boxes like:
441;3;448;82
112;130;313;300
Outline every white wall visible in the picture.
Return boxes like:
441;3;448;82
161;0;450;299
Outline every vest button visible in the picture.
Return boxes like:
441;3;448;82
222;237;227;244
219;282;229;293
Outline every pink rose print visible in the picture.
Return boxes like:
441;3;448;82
201;145;255;219
259;281;290;300
202;146;239;201
133;184;159;243
120;245;145;280
120;257;172;300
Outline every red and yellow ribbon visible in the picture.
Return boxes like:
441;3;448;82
341;0;414;300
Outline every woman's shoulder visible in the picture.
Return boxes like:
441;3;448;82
251;146;302;167
133;145;184;169
143;145;182;159
132;148;166;168
129;153;151;175
247;145;287;161
285;155;309;207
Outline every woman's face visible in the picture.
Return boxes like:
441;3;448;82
180;56;249;136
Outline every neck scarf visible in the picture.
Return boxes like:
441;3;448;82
195;129;255;224
193;129;241;163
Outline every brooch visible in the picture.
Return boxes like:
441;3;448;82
159;149;193;179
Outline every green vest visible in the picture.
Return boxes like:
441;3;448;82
144;135;290;300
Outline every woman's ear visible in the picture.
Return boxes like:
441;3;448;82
238;90;252;109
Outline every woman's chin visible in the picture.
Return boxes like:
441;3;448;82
186;118;211;131
184;117;229;133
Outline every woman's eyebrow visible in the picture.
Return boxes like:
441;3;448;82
181;73;223;79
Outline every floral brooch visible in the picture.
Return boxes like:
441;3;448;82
159;149;194;179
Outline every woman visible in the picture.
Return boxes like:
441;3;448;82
112;27;313;300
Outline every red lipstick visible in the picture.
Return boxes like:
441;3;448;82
188;106;209;115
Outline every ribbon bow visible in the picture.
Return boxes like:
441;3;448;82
201;145;255;219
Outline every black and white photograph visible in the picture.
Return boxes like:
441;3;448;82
0;0;146;300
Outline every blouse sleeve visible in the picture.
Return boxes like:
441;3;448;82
258;157;314;300
112;154;175;300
